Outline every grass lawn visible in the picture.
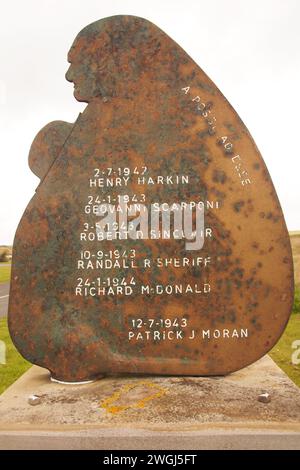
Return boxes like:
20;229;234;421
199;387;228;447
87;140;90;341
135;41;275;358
0;263;11;283
0;317;31;395
290;232;300;289
269;314;300;387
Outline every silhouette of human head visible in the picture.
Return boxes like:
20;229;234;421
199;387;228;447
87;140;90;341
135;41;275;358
65;16;168;102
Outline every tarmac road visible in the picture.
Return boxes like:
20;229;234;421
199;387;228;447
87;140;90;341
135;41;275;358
0;283;9;319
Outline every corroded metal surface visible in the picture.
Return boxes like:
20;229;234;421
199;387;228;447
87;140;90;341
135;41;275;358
8;15;293;382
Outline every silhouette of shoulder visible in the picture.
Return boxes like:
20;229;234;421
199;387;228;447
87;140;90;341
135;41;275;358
29;120;74;179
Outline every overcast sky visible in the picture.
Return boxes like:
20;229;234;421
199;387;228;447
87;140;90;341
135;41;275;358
0;0;299;244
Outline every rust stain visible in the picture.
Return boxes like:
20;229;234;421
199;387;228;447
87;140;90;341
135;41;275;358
8;15;294;382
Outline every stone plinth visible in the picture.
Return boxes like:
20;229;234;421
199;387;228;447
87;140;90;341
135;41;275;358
0;356;299;450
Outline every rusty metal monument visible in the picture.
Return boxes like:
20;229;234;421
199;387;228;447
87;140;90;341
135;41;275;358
8;15;294;383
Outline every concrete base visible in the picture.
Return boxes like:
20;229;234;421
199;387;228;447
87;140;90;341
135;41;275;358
0;355;299;450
